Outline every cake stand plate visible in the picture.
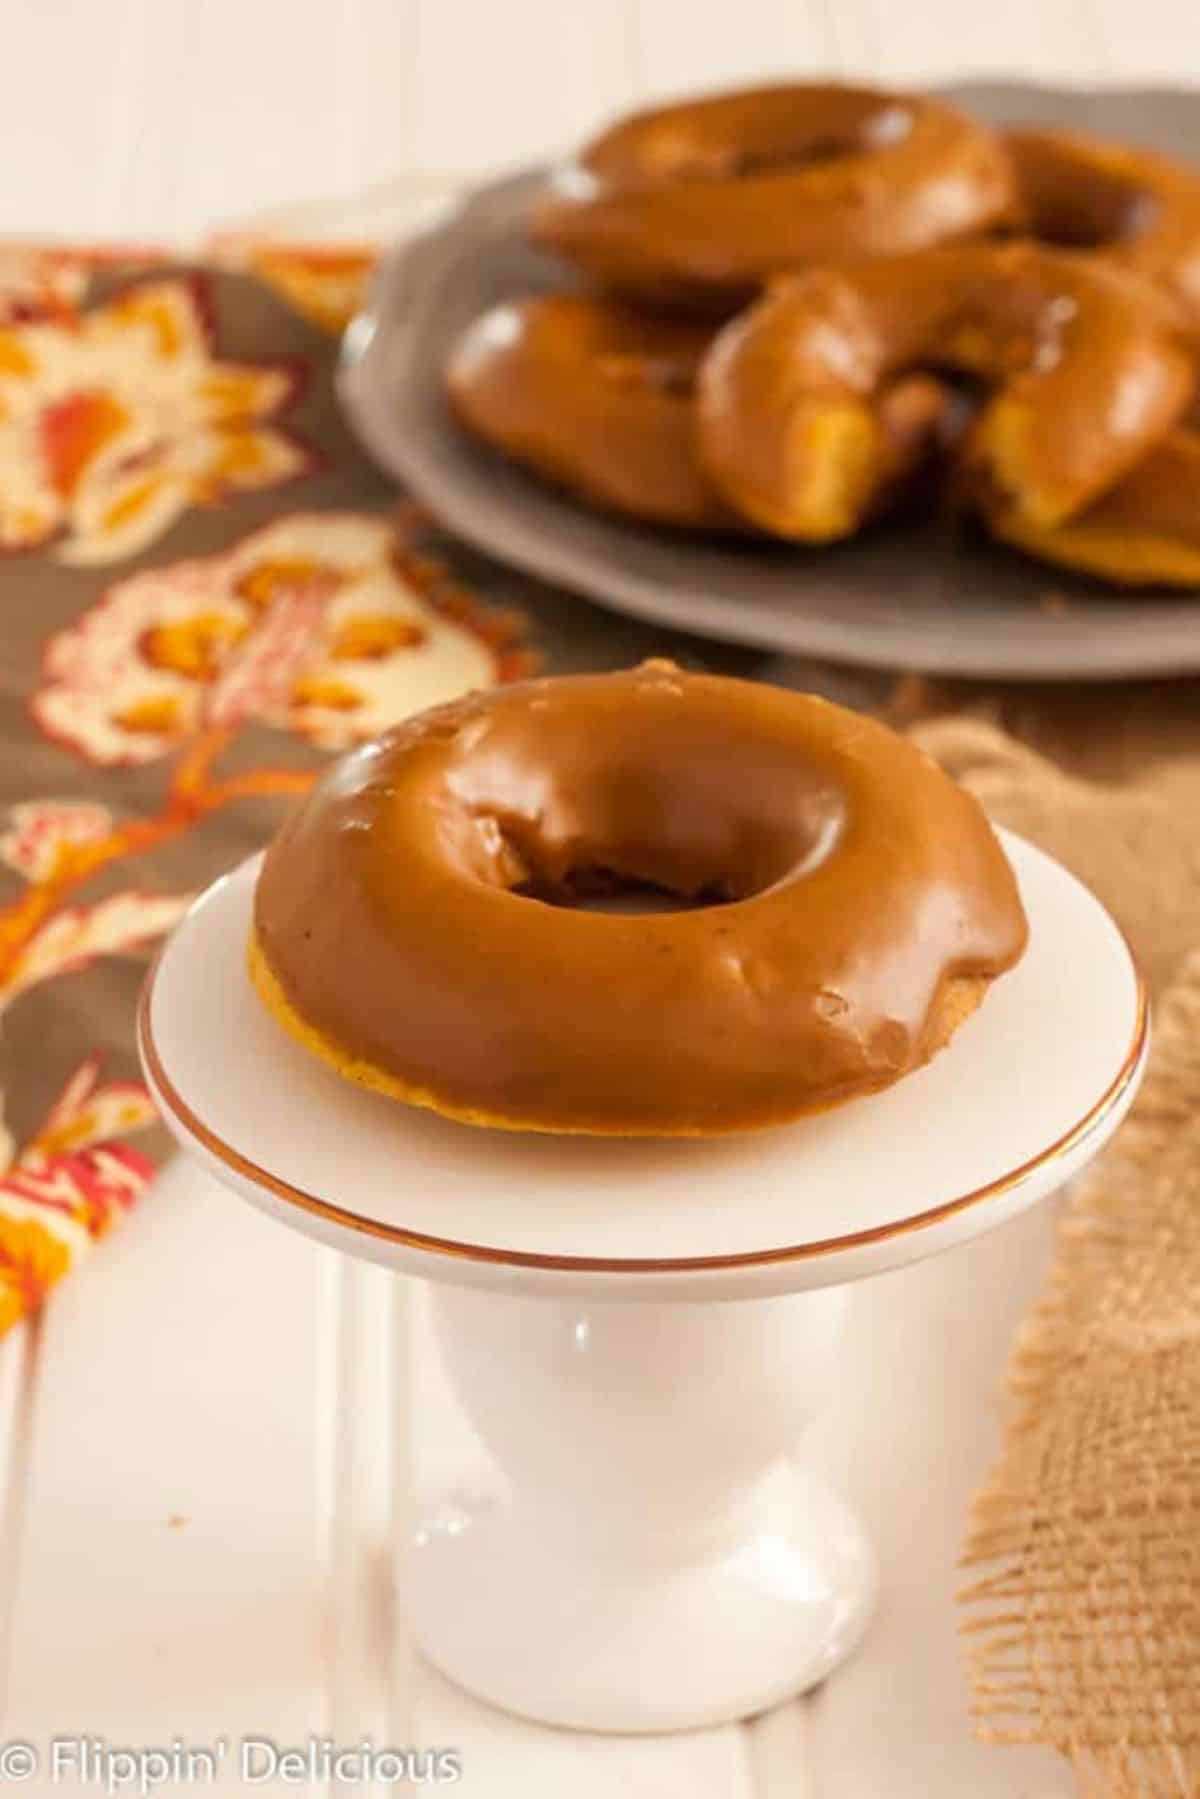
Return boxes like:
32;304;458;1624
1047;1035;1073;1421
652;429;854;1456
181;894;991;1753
139;831;1146;1731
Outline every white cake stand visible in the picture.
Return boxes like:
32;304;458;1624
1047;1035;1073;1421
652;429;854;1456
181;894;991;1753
139;832;1146;1734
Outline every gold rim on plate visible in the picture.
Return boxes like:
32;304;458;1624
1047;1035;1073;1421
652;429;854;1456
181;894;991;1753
137;944;1149;1276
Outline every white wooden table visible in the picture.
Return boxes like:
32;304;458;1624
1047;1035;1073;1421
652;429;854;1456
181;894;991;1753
3;3;1192;1790
2;0;1196;243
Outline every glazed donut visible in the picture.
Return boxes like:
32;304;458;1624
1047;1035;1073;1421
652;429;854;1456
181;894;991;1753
446;295;733;529
446;293;951;532
531;83;1018;307
1008;126;1200;326
983;422;1200;587
696;242;1195;542
250;664;1028;1136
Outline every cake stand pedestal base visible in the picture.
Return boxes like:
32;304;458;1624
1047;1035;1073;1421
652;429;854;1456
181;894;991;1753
410;1284;873;1731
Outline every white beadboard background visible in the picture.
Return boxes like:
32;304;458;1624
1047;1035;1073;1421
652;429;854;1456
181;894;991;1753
3;0;1198;242
3;2;1194;1794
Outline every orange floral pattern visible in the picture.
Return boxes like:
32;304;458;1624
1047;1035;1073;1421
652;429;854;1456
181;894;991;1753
231;247;376;335
0;799;114;879
32;512;528;764
0;246;164;326
0;248;92;325
0;795;192;998
0;246;540;1339
0;274;312;564
0;1057;158;1332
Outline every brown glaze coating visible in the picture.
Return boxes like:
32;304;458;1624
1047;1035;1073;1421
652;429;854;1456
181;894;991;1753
445;295;734;529
1008;126;1200;327
446;293;951;533
251;665;1028;1136
696;242;1195;542
531;84;1018;307
984;423;1200;587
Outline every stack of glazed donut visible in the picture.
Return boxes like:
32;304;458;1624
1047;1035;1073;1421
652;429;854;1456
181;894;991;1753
447;82;1200;589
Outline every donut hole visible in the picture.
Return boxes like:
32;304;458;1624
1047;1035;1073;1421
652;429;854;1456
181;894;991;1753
438;677;850;920
489;812;772;913
1027;186;1160;250
1008;147;1162;250
510;865;736;914
461;781;845;918
684;99;913;182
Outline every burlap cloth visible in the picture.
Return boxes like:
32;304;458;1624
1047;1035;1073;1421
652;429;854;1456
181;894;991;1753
888;677;1200;1796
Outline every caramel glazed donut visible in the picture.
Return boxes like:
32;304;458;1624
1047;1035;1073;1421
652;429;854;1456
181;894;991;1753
446;292;951;532
531;83;1019;307
446;294;735;530
697;241;1195;544
992;130;1200;586
251;665;1028;1136
1007;126;1200;328
986;408;1200;587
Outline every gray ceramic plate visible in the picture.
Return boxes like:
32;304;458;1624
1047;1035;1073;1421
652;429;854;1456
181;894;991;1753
339;83;1200;678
